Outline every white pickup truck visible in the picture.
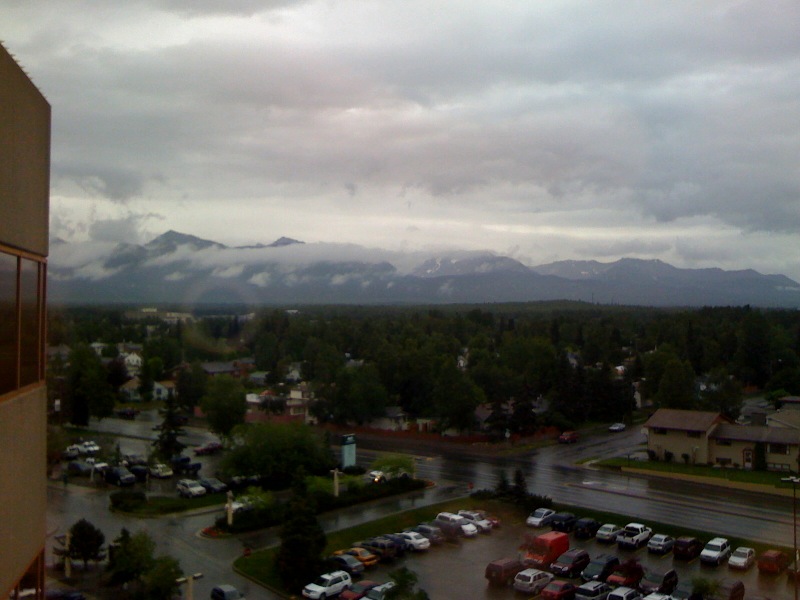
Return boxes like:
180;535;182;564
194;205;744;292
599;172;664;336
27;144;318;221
616;522;653;549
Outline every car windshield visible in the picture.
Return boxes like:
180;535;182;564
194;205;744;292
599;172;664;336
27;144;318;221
732;549;749;558
706;543;722;552
533;509;549;517
517;574;532;583
313;576;331;586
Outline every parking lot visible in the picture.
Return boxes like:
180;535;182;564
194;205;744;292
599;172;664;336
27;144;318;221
357;513;797;599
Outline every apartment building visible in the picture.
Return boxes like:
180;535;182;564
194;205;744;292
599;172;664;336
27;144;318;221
1;42;51;599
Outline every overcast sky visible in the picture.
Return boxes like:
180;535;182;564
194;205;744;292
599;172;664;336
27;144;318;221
6;1;800;280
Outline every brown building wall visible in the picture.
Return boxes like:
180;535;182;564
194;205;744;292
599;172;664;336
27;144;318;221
0;43;50;598
0;44;50;255
0;387;47;591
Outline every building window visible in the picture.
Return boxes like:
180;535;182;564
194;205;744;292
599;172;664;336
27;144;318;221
687;431;701;438
767;462;791;472
716;439;732;446
0;248;46;400
767;443;790;455
0;252;16;395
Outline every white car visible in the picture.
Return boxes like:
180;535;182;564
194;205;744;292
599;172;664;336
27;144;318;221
435;512;478;537
596;523;623;543
513;569;553;594
457;509;493;533
176;479;207;498
302;570;352;599
398;531;431;551
608;422;626;432
526;507;556;527
700;537;731;565
728;546;756;570
149;463;174;478
80;440;100;454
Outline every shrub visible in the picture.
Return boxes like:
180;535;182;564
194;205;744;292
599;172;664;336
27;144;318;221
682;453;690;465
647;449;658;461
664;450;674;463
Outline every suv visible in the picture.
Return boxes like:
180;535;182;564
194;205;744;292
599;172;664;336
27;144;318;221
550;512;578;532
434;512;478;537
581;555;619;582
514;569;554;594
411;523;444;545
574;518;601;539
485;557;524;586
673;537;703;560
356;537;399;561
700;537;731;565
104;466;136;486
576;581;612;600
559;431;579;443
607;586;642;600
302;571;353;599
210;585;244;600
176;479;207;498
551;548;591;578
458;509;493;533
638;568;678;595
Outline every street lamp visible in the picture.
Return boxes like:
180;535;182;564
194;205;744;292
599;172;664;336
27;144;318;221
782;475;800;600
176;572;203;600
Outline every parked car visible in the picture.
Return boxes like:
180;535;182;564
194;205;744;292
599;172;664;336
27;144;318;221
149;463;173;478
410;523;444;545
700;537;732;565
176;479;207;498
458;509;493;532
709;578;745;600
334;547;379;568
340;580;379;600
669;580;699;600
514;569;554;595
638;568;678;595
327;553;365;578
528;507;557;527
434;511;478;537
62;445;81;460
551;549;591;578
550;512;578;533
607;586;642;600
364;582;396;600
542;580;578;600
576;581;612;600
67;461;92;477
728;547;755;570
121;453;147;466
194;441;223;456
469;508;501;527
355;537;399;561
673;536;704;560
596;524;623;544
607;559;644;588
79;440;100;455
128;464;149;482
210;584;244;600
647;534;675;554
197;477;228;494
485;557;524;587
104;466;136;486
379;533;410;556
581;555;619;583
115;407;138;419
608;423;626;432
574;518;602;539
757;549;790;574
559;431;579;443
301;570;353;599
397;531;430;551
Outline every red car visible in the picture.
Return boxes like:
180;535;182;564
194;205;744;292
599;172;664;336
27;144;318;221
606;559;644;588
541;580;577;600
340;580;379;600
193;441;223;456
757;550;790;574
558;431;579;443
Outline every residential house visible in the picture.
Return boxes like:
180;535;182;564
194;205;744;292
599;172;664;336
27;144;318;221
122;351;143;376
644;408;800;471
644;409;732;465
368;406;409;431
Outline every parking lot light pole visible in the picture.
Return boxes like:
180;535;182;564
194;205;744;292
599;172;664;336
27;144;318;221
783;475;800;600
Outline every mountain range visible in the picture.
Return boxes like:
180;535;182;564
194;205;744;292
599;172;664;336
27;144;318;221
47;230;800;308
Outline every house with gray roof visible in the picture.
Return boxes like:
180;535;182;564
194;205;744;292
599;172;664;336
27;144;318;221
644;408;800;471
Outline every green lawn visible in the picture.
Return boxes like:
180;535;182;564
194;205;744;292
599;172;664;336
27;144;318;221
115;492;227;515
601;457;795;487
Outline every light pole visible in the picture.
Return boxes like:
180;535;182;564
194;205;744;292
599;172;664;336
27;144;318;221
783;475;800;600
176;572;203;600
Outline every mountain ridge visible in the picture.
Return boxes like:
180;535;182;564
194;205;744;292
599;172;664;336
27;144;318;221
46;231;800;308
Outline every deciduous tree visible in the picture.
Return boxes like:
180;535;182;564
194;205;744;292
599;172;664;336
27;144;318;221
200;375;246;438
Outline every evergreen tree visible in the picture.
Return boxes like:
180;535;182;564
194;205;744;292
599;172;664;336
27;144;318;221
275;477;327;593
152;391;186;460
66;344;115;426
